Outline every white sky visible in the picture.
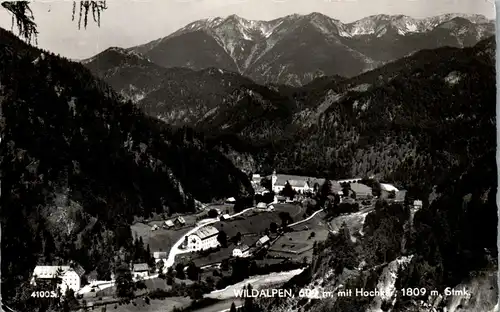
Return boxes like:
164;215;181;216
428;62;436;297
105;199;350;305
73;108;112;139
0;0;495;60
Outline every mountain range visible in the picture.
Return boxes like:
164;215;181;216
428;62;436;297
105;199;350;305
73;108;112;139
116;12;495;86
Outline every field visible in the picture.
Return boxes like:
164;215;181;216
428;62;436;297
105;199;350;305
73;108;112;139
273;203;305;219
110;297;192;312
130;222;193;253
329;208;371;235
268;211;329;260
211;204;304;238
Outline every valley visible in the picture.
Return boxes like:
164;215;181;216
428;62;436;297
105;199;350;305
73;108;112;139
0;4;497;312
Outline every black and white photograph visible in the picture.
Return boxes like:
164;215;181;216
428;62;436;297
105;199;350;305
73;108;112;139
0;0;497;311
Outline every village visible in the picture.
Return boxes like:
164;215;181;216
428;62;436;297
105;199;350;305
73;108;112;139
28;170;422;311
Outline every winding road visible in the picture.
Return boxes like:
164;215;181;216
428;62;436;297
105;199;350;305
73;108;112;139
162;206;257;269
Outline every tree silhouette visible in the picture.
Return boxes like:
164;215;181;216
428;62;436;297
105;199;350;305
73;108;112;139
217;230;228;248
281;182;296;199
230;302;237;312
186;262;199;281
1;0;107;44
115;264;134;299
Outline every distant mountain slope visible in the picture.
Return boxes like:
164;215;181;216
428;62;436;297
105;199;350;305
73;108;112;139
124;13;494;86
0;27;253;310
85;37;496;193
84;47;301;139
262;36;496;188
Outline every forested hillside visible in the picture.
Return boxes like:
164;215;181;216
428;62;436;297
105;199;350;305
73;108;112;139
0;27;253;310
223;37;496;196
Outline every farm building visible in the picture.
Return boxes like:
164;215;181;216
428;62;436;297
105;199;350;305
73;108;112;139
394;190;407;202
153;251;168;260
413;200;423;209
380;183;399;192
220;214;230;221
132;263;149;279
151;224;159;231
348;183;373;199
31;265;84;292
232;244;252;258
252;174;262;184
163;220;174;228
186;226;220;251
257;202;267;209
256;235;270;247
174;216;186;226
225;197;236;203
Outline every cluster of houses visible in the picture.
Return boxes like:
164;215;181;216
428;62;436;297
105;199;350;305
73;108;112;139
31;261;154;294
232;235;271;258
151;216;186;231
31;264;85;293
250;170;407;203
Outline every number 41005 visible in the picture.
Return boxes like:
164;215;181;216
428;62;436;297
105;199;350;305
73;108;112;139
31;291;58;298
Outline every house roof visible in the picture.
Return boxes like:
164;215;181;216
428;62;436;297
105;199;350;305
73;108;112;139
288;180;308;188
164;220;174;226
153;251;168;259
380;183;399;192
414;200;423;205
33;266;72;278
193;225;219;240
133;263;149;272
175;216;186;224
349;183;372;195
271;174;310;186
395;190;406;201
258;235;270;244
226;197;236;202
222;214;230;219
257;202;267;208
72;264;85;277
235;244;250;252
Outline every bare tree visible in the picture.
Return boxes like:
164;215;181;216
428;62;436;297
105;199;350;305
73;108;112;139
1;1;107;44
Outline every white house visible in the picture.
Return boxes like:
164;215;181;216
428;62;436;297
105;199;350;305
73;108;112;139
256;202;267;209
232;245;251;258
174;216;186;226
380;183;399;193
225;197;236;204
186;226;220;251
256;235;270;247
153;251;168;261
413;200;423;209
163;220;174;228
220;214;230;221
31;265;84;293
132;263;149;279
269;171;311;194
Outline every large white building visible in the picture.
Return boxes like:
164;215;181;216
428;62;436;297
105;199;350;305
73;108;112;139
186;225;220;251
31;265;84;293
269;171;311;194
